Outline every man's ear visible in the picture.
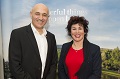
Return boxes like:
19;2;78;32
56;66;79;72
30;11;32;18
48;15;50;17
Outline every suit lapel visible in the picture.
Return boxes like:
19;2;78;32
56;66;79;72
75;38;90;76
25;24;41;61
45;32;51;66
63;41;73;75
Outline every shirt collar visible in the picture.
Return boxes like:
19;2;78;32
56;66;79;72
31;23;47;36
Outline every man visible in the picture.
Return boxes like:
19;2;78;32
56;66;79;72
9;3;58;79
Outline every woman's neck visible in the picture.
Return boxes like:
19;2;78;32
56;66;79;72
72;41;83;50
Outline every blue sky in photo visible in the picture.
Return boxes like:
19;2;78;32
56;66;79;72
1;0;120;60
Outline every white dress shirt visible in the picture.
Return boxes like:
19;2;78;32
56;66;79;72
31;23;48;78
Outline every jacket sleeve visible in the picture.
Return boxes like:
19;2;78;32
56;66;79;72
58;44;69;79
9;30;32;79
46;35;58;79
88;46;102;79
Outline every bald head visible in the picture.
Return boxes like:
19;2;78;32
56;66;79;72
31;3;49;15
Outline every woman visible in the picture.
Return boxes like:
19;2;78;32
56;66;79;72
58;16;101;79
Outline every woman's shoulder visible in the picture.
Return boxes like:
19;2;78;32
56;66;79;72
90;42;100;48
62;41;73;47
89;42;100;51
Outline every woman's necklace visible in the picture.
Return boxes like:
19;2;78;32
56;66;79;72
75;50;78;52
73;43;82;52
73;43;79;52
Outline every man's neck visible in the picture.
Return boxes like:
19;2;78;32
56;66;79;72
36;28;43;35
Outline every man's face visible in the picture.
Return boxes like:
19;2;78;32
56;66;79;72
30;5;49;29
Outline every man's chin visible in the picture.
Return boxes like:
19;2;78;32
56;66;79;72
38;26;44;29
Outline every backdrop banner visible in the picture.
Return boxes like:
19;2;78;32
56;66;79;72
1;0;120;79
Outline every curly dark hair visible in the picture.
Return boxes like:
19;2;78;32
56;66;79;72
66;16;89;37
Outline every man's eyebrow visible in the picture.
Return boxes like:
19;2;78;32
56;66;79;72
35;12;47;14
35;12;40;14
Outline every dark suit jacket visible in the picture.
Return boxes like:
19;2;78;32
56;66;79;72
9;24;58;79
58;38;102;79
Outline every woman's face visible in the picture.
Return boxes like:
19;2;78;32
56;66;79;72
70;23;85;42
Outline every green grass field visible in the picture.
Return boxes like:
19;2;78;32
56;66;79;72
102;70;120;78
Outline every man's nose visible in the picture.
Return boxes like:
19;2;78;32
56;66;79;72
39;15;43;20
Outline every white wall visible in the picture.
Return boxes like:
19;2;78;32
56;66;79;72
0;12;4;79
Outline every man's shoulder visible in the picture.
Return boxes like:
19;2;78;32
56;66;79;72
46;31;55;36
11;25;30;35
13;25;29;31
12;25;30;33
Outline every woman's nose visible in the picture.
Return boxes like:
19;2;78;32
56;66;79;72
76;29;79;33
